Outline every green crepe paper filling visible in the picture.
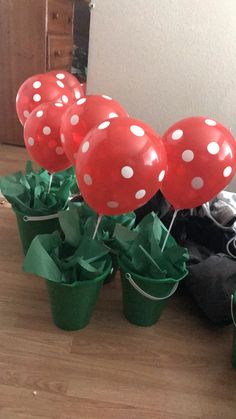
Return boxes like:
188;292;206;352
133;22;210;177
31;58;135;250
114;212;189;281
59;200;136;251
23;201;134;284
0;161;77;216
23;231;112;284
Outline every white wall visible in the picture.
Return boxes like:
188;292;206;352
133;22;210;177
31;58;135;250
87;0;236;189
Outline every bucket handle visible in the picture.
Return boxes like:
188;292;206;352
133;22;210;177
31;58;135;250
23;213;59;222
231;295;236;328
125;273;178;301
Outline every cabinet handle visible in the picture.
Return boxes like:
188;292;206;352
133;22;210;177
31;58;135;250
52;12;59;19
54;50;62;57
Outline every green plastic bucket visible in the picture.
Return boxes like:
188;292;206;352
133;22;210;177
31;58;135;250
119;259;186;326
46;262;112;331
14;210;60;255
231;293;236;369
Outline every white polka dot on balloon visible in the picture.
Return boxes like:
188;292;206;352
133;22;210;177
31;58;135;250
207;142;220;155
84;174;93;185
172;129;183;140
56;147;64;155
205;119;216;126
121;166;134;179
16;93;19;102
109;112;118;118
130;125;145;137
28;137;34;146
75;91;81;99
36;110;43;117
102;95;112;100
135;189;146;199
62;95;68;104
33;81;41;89
107;201;119;208
57;80;64;88
182;149;194;162
77;98;86;105
23;110;30;118
56;73;65;80
158;170;165;182
33;94;41;102
61;133;65;143
98;121;110;130
70;115;79;125
43;126;51;135
191;177;204;190
223;166;232;177
82;141;90;153
54;102;63;107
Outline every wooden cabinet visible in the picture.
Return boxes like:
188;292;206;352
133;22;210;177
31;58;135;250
0;0;74;146
48;35;73;69
48;0;74;35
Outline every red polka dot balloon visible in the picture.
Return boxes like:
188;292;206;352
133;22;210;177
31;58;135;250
161;116;236;209
61;95;128;164
16;73;75;126
48;70;84;102
24;101;72;173
76;117;167;215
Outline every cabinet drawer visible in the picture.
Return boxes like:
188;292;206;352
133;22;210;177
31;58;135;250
47;0;74;35
47;35;73;70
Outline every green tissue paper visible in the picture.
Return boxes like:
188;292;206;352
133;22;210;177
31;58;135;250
23;231;112;284
59;200;136;251
115;212;188;281
0;161;77;216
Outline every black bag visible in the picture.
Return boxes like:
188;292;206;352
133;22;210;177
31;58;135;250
186;242;236;324
172;214;236;324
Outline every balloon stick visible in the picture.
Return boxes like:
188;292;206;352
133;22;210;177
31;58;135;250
161;209;178;252
93;214;102;240
47;173;53;194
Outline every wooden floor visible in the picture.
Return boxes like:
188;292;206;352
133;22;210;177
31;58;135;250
0;144;236;419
